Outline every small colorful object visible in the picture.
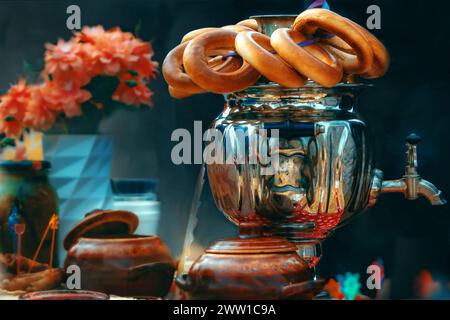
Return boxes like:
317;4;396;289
48;214;59;275
325;278;345;300
337;272;362;300
307;0;330;10
415;270;441;299
14;223;26;275
8;203;19;252
28;213;59;273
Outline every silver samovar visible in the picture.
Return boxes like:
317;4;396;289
205;15;446;268
207;83;446;268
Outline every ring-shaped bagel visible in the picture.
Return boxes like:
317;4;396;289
293;8;373;74
163;42;244;98
345;19;389;78
181;27;220;43
168;86;193;99
163;42;205;95
320;18;389;78
271;28;343;87
235;31;306;88
183;29;260;93
222;25;254;33
182;25;254;43
236;19;259;31
321;35;354;54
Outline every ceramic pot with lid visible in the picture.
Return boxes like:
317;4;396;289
176;236;323;300
64;210;175;297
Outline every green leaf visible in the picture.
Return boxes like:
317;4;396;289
134;19;142;37
4;115;15;122
125;80;138;87
83;76;120;103
1;138;15;147
128;70;139;76
23;61;35;75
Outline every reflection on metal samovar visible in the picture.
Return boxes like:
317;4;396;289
207;83;446;267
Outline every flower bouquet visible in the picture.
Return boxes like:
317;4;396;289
0;25;158;160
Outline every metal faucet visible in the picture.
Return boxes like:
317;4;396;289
378;134;446;206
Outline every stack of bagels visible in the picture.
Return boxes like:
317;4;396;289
163;8;389;99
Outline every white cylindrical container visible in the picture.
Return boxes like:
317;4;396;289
111;179;160;236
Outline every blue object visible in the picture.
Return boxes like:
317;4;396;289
8;203;19;253
337;272;362;300
308;0;330;10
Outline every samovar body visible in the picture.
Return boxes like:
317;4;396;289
206;84;445;265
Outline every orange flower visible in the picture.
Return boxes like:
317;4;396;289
23;82;91;131
0;118;22;138
44;39;93;88
38;81;92;117
23;85;57;130
128;39;159;78
112;73;153;106
75;26;158;77
0;79;31;137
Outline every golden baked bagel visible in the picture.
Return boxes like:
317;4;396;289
183;29;260;93
271;28;343;87
222;25;255;33
236;19;259;31
293;8;374;74
182;25;254;44
163;41;243;98
235;31;306;88
320;19;389;78
181;27;219;44
344;19;389;78
163;42;206;96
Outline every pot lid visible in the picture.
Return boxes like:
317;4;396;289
63;210;139;250
206;236;297;254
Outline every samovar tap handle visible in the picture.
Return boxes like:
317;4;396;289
369;134;446;206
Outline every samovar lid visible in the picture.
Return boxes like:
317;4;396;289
206;236;297;254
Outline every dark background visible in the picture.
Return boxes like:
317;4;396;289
0;0;449;298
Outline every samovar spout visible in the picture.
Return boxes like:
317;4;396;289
380;178;446;205
416;179;447;205
370;133;446;206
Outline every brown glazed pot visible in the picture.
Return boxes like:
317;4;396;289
64;210;175;297
176;237;324;300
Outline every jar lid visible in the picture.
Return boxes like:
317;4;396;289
206;236;297;254
63;210;139;250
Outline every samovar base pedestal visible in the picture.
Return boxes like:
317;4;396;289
266;223;324;269
293;240;323;270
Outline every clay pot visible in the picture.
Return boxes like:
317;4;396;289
176;236;324;300
64;210;175;297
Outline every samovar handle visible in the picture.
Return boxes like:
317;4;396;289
369;134;446;206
